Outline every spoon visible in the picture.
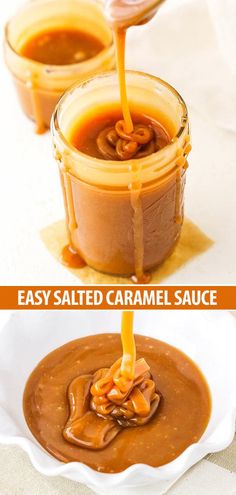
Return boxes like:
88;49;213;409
104;0;165;28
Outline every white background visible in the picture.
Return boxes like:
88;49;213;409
0;0;236;285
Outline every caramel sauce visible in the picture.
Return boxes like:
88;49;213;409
19;28;104;134
24;71;45;135
175;139;191;224
63;311;160;449
120;311;136;378
20;28;105;66
23;312;211;472
61;245;86;269
68;109;170;280
68;110;170;281
70;109;170;160
114;28;133;134
58;151;87;269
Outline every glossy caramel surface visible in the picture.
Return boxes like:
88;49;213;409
69;108;170;160
24;334;211;473
20;28;105;65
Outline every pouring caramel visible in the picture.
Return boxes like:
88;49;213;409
63;311;161;449
107;0;166;281
106;0;165;135
100;0;165;142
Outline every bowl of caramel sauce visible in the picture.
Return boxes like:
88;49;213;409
0;311;235;494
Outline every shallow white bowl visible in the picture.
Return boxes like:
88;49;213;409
0;310;235;495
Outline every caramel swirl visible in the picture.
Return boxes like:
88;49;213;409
96;119;158;160
63;374;121;450
90;357;161;427
63;357;160;451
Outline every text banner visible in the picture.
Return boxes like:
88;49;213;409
0;286;235;310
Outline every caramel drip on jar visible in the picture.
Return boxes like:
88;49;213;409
26;71;46;135
63;311;161;449
56;150;86;268
175;167;182;225
129;166;145;282
63;170;77;234
175;135;191;224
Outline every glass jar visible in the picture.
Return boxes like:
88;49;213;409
4;0;115;133
52;71;191;280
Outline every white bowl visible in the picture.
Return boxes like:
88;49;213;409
0;310;235;495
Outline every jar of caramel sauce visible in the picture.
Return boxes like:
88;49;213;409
52;71;191;280
4;0;115;133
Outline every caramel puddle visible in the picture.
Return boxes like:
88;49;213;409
61;244;86;269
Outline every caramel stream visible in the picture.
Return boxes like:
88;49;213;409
108;3;163;283
107;0;189;282
63;311;160;449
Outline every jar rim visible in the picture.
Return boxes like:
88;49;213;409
4;0;114;74
52;70;189;168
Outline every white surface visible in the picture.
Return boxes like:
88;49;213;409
1;446;236;495
0;0;236;284
168;460;236;495
0;310;235;495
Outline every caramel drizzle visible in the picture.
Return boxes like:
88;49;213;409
120;311;136;378
63;172;77;234
90;311;160;425
57;152;86;268
26;71;46;135
175;135;191;224
108;3;167;282
63;311;160;449
90;357;160;427
97;119;157;160
114;28;133;134
129;170;145;282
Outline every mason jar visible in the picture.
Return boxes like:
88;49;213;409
52;71;191;280
4;0;115;133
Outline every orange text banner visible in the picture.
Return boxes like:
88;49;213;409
0;286;235;310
